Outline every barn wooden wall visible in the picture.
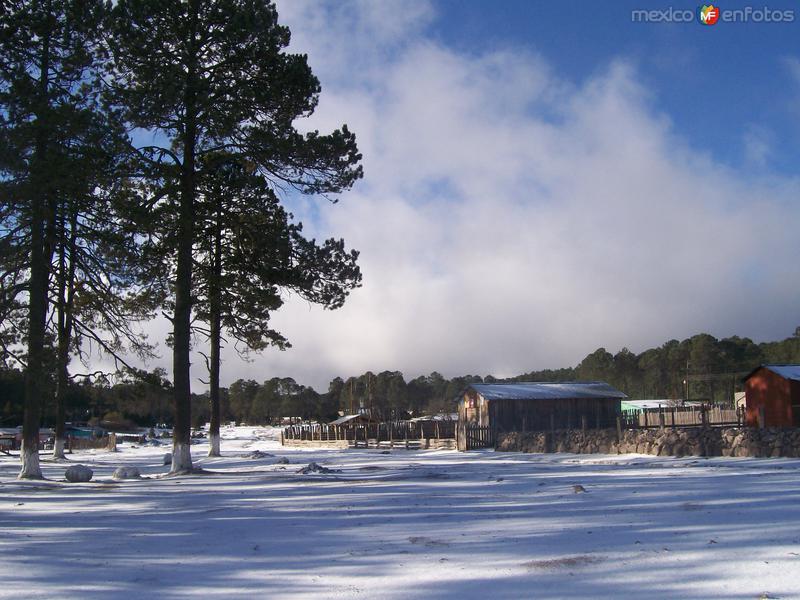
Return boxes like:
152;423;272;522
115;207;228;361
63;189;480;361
488;397;620;432
745;368;797;427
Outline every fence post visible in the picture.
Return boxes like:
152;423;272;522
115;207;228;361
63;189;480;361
107;433;117;452
758;406;765;429
701;405;708;428
616;416;622;442
581;415;587;433
672;407;677;430
643;410;648;428
658;407;665;431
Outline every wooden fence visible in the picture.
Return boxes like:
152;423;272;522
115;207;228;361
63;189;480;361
0;435;114;453
456;423;494;451
279;406;746;453
65;437;111;451
282;420;456;447
621;405;742;429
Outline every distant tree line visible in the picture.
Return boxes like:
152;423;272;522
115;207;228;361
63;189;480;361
3;330;798;427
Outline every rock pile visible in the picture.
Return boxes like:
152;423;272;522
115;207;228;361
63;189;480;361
296;462;340;474
64;464;93;483
112;466;141;480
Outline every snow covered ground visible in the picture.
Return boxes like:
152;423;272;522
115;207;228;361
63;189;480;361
1;426;799;599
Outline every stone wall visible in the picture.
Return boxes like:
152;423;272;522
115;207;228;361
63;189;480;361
496;427;800;458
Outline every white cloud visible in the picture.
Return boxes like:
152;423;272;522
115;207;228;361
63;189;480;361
742;125;773;167
132;2;800;391
784;56;800;87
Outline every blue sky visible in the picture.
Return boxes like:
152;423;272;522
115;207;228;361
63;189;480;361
431;0;800;174
130;1;800;390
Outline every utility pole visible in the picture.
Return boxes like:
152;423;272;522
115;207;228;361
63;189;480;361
683;361;690;406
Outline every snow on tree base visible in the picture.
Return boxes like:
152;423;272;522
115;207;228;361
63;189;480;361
169;443;193;474
208;433;221;457
52;438;67;460
18;444;43;480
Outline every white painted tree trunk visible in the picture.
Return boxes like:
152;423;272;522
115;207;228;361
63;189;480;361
170;442;193;474
52;437;66;460
18;441;43;479
207;433;220;457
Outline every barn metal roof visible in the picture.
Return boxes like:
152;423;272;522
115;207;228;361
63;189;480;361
328;415;363;426
328;414;375;426
745;364;800;382
621;399;673;410
468;382;627;401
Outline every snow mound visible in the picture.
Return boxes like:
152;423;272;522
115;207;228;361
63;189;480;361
113;467;141;480
276;456;290;465
296;462;341;474
65;464;93;483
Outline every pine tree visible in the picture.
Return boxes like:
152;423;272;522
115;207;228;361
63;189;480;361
0;0;115;478
46;115;158;459
195;155;360;455
109;0;362;472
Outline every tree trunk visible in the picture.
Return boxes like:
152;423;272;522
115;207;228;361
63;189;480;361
207;202;222;457
20;15;53;480
170;8;198;474
21;206;46;477
207;313;221;456
171;156;195;474
53;212;77;460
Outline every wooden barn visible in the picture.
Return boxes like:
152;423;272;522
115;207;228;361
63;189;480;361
459;382;627;434
743;365;800;428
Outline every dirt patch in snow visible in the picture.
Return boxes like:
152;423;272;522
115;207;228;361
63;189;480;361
408;536;449;547
297;462;342;474
244;450;274;459
523;555;604;570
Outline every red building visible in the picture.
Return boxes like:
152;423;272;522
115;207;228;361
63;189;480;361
743;365;800;427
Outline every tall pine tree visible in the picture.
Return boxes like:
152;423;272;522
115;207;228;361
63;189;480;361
195;155;360;455
0;0;115;478
109;0;362;472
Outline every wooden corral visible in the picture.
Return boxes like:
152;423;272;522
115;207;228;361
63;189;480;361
743;365;800;428
458;382;626;450
282;420;456;450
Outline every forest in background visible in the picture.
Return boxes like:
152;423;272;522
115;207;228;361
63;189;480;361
2;329;798;428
